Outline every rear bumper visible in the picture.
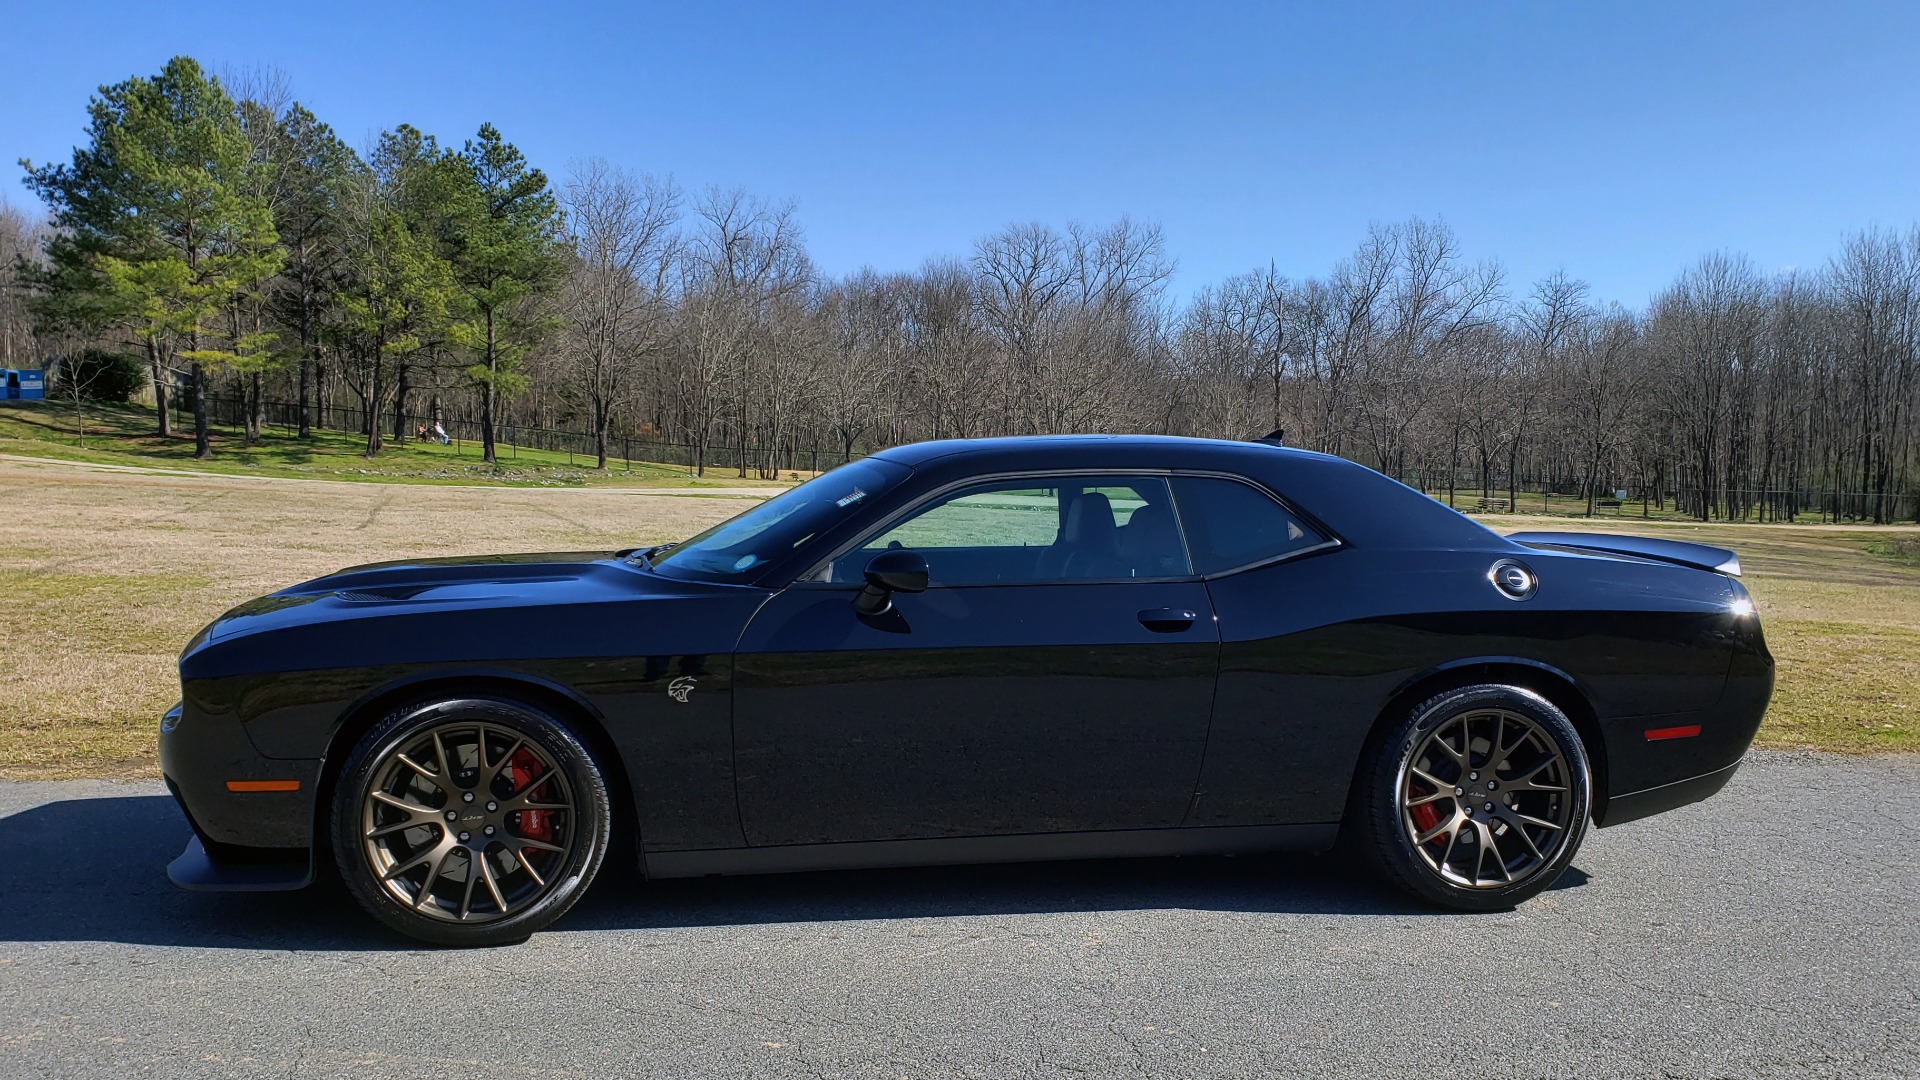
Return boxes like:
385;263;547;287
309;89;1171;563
1598;629;1772;819
1594;757;1741;827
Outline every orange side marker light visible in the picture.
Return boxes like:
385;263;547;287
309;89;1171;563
225;779;301;792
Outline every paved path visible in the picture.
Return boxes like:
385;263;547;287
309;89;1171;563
0;751;1914;1078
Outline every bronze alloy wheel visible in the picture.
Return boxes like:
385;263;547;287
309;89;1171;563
1355;684;1592;911
1397;706;1574;889
359;720;577;923
332;696;611;946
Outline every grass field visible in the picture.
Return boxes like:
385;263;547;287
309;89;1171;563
0;399;806;489
0;457;754;777
3;409;1917;778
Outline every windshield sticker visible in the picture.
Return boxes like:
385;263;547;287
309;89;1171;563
836;488;867;508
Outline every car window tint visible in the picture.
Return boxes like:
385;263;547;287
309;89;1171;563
1082;485;1148;526
651;458;912;582
833;476;1190;585
1170;476;1328;575
882;486;1059;549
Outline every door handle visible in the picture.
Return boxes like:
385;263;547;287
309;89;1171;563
1137;607;1198;633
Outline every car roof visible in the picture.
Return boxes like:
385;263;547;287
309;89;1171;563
871;433;1333;469
869;434;1504;551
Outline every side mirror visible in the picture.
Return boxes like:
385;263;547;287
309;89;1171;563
855;549;928;615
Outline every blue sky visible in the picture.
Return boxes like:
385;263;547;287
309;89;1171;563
4;1;1916;307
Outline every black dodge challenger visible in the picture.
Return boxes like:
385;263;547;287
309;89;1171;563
161;435;1773;945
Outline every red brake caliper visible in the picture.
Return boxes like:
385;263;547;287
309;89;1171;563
1408;785;1445;846
508;748;555;842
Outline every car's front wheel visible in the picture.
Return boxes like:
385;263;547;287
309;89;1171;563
331;697;611;946
1353;685;1591;910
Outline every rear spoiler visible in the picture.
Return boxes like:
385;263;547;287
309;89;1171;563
1505;531;1742;576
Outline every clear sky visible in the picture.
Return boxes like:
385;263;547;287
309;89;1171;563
4;1;1916;307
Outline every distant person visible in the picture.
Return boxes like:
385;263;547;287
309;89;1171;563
432;420;449;445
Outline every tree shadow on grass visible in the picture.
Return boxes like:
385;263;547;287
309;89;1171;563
0;791;1587;952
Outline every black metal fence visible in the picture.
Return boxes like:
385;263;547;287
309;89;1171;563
148;394;1920;519
173;395;856;477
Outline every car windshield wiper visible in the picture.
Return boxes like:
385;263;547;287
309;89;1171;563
630;542;677;570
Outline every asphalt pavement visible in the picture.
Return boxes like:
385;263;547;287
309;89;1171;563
1;750;1915;1079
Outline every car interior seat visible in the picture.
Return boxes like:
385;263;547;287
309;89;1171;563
1117;503;1183;578
1037;492;1122;579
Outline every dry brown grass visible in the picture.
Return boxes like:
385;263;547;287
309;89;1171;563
0;459;747;778
3;460;1915;778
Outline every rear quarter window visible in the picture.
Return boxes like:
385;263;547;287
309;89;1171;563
1171;475;1330;575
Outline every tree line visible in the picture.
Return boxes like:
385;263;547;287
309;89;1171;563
8;56;1919;521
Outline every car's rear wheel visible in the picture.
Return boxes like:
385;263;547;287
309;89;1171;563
1354;685;1591;910
331;697;610;946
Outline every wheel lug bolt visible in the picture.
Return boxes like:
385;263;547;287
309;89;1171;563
1453;787;1464;796
1469;772;1479;781
484;825;495;836
486;801;497;812
462;792;474;803
445;810;457;821
458;831;470;842
1487;781;1497;790
1484;803;1495;812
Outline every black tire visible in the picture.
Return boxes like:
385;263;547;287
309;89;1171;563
331;696;611;947
1353;684;1592;911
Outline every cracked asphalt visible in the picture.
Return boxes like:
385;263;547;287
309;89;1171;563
1;750;1915;1079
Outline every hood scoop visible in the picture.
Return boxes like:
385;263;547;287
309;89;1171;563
332;581;537;604
335;585;439;604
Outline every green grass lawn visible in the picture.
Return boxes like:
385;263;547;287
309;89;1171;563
0;399;796;489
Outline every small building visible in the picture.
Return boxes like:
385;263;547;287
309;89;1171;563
2;369;44;400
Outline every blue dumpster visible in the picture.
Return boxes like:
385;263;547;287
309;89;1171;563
4;369;45;400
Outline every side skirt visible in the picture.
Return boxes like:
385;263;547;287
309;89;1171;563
643;822;1339;880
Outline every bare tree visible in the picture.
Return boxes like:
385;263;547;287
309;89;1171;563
0;201;48;373
558;159;680;468
677;188;808;476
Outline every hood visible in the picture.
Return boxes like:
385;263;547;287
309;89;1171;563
188;550;705;650
277;550;615;602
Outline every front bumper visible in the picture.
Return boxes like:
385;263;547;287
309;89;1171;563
159;702;318;892
168;835;311;891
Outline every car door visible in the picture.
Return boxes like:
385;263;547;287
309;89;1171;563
1165;474;1357;829
731;474;1220;847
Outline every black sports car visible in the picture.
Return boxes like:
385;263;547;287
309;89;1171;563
161;435;1773;945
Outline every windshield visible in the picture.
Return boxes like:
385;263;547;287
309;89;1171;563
648;459;912;582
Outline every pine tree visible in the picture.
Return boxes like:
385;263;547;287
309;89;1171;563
270;104;359;438
445;124;566;464
330;128;459;458
22;56;283;457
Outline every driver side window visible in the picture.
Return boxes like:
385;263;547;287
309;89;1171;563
829;476;1191;585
